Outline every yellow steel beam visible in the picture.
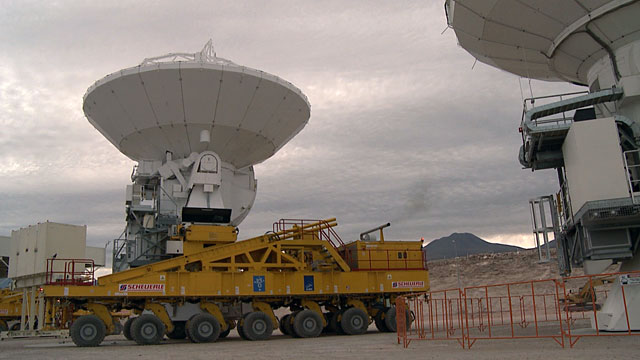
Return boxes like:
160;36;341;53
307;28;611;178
97;221;340;285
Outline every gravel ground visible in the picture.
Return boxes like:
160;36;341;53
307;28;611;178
1;325;638;360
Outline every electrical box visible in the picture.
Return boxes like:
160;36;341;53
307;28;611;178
165;241;183;254
562;118;629;215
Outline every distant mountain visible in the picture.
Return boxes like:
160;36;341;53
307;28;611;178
423;232;524;260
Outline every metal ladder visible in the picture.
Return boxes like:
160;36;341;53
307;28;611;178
623;149;640;202
528;196;558;263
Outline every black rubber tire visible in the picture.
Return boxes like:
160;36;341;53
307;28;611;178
185;317;193;340
166;321;187;339
111;321;124;335
384;307;412;333
237;314;248;340
340;308;369;335
70;315;107;347
0;319;8;332
242;311;273;341
292;309;323;338
123;317;136;340
384;307;397;332
237;323;247;340
279;314;292;335
10;322;20;331
187;313;221;343
322;313;333;333
131;314;165;345
328;310;345;335
288;311;301;338
374;308;390;332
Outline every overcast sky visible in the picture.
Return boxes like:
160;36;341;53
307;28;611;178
0;0;581;254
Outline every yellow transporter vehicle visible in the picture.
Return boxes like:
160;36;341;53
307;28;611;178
40;219;428;347
0;290;22;332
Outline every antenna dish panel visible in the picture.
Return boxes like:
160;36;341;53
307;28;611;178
446;0;640;85
83;42;310;168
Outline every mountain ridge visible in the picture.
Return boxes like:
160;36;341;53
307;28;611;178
423;232;525;260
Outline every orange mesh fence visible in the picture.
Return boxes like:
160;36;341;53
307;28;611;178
397;270;640;349
396;289;466;348
462;279;564;348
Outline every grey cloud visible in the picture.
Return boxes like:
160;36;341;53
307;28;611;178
0;1;577;252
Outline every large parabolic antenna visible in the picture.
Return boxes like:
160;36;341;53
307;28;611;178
446;0;640;331
84;41;311;271
84;40;310;168
445;0;640;86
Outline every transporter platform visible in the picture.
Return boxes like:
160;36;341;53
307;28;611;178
21;218;428;346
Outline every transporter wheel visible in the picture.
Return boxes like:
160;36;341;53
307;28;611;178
237;314;249;340
329;310;345;335
384;307;412;333
340;308;369;335
322;313;333;333
237;323;248;340
292;309;323;338
131;314;165;345
167;321;187;340
289;311;301;338
70;315;107;347
10;322;20;331
187;313;221;343
278;314;292;335
123;317;136;340
374;308;390;332
328;311;345;335
0;319;8;332
242;311;273;341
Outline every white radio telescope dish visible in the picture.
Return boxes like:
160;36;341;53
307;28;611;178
445;0;640;86
83;40;311;169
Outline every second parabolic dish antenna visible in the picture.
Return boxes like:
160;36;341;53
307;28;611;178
83;40;310;169
445;0;640;86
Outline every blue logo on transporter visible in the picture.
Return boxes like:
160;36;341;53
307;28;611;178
304;275;314;291
253;275;265;292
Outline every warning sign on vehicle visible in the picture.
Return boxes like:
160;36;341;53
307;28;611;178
118;284;165;292
392;281;424;289
620;274;640;286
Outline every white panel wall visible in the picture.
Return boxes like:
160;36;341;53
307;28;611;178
562;117;629;214
85;246;106;267
9;222;87;281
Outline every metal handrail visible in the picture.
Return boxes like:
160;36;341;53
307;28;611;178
45;258;95;286
272;219;345;248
